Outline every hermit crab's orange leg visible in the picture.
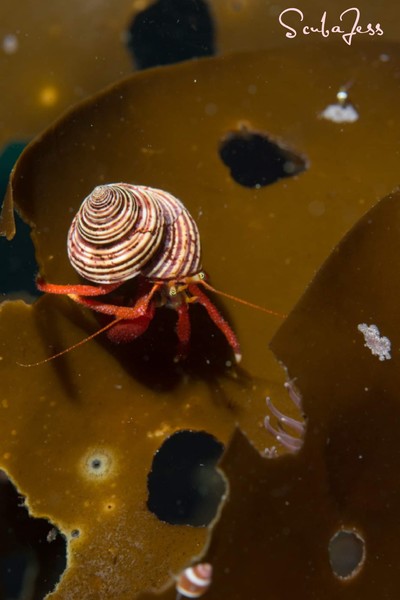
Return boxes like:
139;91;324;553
67;282;162;320
37;277;122;297
187;283;241;362
175;302;191;360
18;283;162;367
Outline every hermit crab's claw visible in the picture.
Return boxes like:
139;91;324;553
105;303;156;344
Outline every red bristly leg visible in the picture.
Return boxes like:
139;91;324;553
106;303;156;343
67;282;162;320
37;277;122;297
187;283;242;363
175;302;191;360
18;283;162;367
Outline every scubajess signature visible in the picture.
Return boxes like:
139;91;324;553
278;7;383;46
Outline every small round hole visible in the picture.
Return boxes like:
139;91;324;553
328;528;366;579
80;449;115;480
70;529;80;539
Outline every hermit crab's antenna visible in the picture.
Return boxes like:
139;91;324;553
200;279;287;319
17;317;124;367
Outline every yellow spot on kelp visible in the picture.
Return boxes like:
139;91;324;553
80;448;116;481
131;0;148;11
2;399;8;408
3;452;11;460
147;423;172;439
39;85;59;107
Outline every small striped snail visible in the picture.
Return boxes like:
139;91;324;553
175;562;212;599
27;183;284;366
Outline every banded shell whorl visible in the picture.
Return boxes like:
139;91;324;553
176;563;213;598
142;187;201;281
67;183;202;284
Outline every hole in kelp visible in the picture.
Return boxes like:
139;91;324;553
126;0;215;69
147;431;225;526
328;528;366;580
80;448;115;481
219;128;307;188
0;141;39;301
0;469;67;599
70;529;80;539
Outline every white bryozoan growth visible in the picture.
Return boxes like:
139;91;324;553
320;102;359;123
357;323;391;361
320;87;359;123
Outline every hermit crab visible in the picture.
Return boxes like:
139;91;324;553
32;183;283;365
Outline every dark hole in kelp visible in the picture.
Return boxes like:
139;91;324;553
0;141;39;300
328;529;366;579
126;0;215;69
219;129;307;188
0;470;67;599
147;430;225;526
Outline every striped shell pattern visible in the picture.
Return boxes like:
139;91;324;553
67;183;202;284
176;563;213;598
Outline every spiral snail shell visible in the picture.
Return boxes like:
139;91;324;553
175;563;213;598
68;183;202;284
